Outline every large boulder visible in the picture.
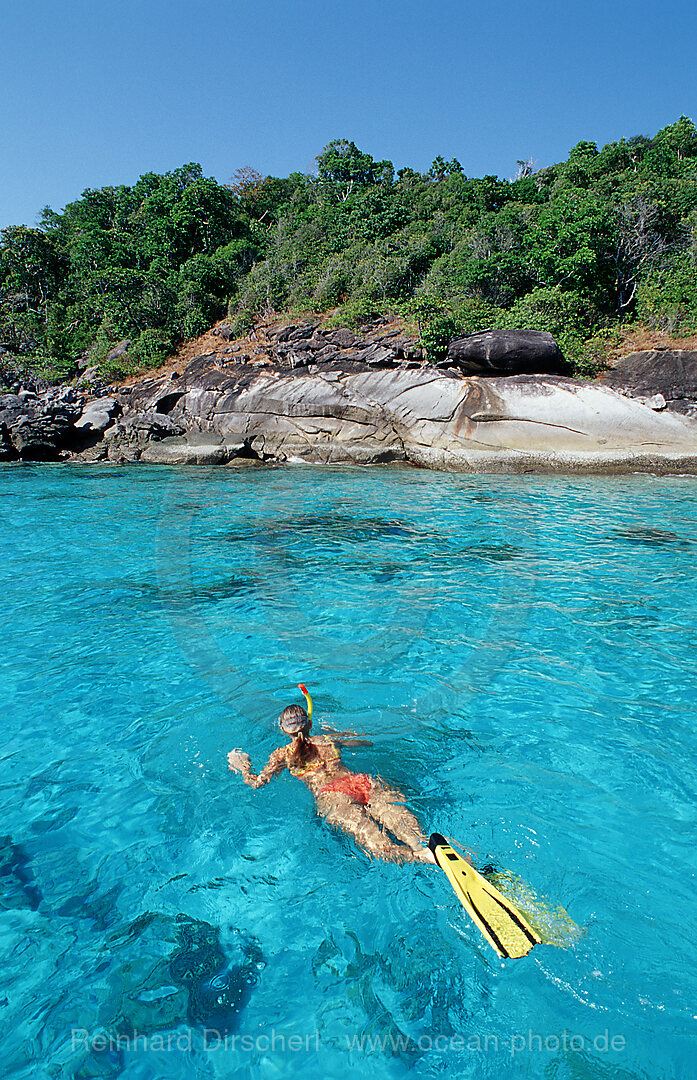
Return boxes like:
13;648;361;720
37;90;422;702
123;361;697;472
600;350;697;415
0;392;82;460
446;329;567;376
74;397;121;433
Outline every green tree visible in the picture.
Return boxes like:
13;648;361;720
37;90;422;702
315;140;394;201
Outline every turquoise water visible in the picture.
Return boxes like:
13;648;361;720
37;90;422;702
1;464;696;1079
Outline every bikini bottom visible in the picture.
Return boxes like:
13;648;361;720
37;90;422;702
320;772;372;807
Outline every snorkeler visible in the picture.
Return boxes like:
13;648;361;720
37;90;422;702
227;684;543;958
226;684;436;865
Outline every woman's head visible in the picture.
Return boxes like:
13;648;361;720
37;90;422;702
279;703;311;738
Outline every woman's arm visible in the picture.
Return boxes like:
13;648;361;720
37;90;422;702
227;747;287;789
330;735;373;749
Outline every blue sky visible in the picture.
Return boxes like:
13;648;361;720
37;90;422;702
2;0;695;229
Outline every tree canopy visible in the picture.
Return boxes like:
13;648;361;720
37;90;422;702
2;117;696;381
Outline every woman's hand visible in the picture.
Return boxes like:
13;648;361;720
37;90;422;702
227;749;251;773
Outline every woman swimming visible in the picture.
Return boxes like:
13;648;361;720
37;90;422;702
227;684;435;865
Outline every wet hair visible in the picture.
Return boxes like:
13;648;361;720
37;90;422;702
279;703;310;737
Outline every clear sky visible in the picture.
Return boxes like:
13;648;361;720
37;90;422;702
2;0;695;229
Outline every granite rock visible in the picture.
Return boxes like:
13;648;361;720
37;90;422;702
447;329;568;376
75;397;121;433
118;357;697;472
600;350;697;415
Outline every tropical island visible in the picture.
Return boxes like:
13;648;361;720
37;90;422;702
2;118;697;470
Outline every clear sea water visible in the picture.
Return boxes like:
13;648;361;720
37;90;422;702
1;463;696;1080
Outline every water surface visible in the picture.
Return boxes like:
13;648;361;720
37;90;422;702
1;464;696;1079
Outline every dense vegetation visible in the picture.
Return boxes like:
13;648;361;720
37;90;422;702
2;117;697;383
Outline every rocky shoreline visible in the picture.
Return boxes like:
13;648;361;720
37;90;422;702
3;320;697;473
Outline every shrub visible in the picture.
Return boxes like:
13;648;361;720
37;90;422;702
127;328;173;371
325;297;384;329
402;295;461;361
180;308;211;339
311;255;352;309
226;308;256;337
503;286;597;338
452;298;505;334
569;328;620;378
636;254;697;334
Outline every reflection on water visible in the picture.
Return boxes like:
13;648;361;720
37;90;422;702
464;542;524;562
122;571;258;606
611;526;693;548
224;514;425;548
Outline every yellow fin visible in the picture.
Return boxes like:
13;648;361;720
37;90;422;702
429;833;542;959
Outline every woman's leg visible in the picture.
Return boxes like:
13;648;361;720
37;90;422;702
366;782;435;864
316;791;413;864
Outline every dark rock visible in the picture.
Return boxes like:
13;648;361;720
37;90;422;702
99;914;261;1046
397;344;426;361
314;345;338;361
287;324;319;342
0;388;82;459
0;422;15;460
183;353;225;380
324;328;359;347
600;351;697;414
337;350;374;364
0;835;43;911
273;324;298;342
105;340;131;363
169;917;263;1035
447;329;567;375
154;391;184;415
361;344;399;366
11;420;67;460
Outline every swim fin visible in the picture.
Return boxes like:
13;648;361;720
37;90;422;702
429;833;542;959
